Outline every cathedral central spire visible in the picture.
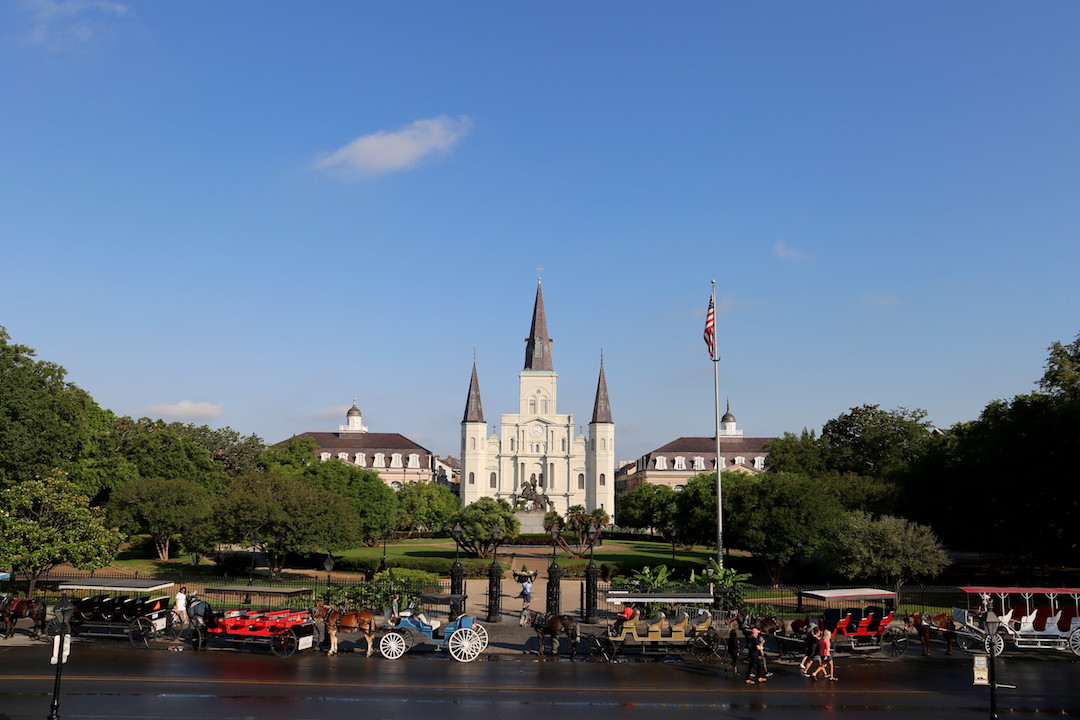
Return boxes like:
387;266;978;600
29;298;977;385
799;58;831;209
523;279;553;371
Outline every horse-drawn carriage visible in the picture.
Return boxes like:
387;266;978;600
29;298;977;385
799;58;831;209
596;590;717;661
188;585;321;658
791;588;907;656
379;593;489;662
48;580;183;648
952;586;1080;657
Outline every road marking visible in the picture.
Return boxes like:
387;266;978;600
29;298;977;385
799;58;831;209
0;675;933;694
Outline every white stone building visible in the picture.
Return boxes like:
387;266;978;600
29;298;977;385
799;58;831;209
460;280;615;515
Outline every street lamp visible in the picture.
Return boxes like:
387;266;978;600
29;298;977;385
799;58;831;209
380;523;390;571
452;523;463;563
47;596;74;720
491;524;502;563
985;611;1001;720
587;523;598;564
550;525;561;564
323;552;335;600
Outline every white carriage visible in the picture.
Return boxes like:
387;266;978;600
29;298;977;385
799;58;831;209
953;586;1080;657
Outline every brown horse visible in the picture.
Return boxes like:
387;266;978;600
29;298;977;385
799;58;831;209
0;597;46;640
519;608;579;657
312;602;376;657
904;612;955;656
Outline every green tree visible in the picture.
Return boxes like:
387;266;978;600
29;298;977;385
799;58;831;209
394;481;459;535
1039;331;1080;398
827;511;949;587
763;428;827;475
219;472;361;577
0;471;124;595
114;417;230;494
261;435;320;474
723;471;843;585
107;476;213;560
616;483;676;535
821;404;936;480
0;328;114;491
670;472;728;547
293;459;398;546
449;497;520;559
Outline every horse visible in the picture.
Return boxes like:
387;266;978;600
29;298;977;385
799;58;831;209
519;608;579;658
311;602;377;657
904;612;955;656
0;597;46;640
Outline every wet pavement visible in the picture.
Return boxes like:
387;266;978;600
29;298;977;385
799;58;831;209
2;618;1079;719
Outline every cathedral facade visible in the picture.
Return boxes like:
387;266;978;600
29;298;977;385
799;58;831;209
460;280;615;515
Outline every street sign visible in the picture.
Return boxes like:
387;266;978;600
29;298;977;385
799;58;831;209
50;634;71;666
972;654;988;685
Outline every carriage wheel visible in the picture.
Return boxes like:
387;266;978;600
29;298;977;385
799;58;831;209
447;627;483;662
128;617;155;649
271;627;299;658
690;630;721;662
380;631;407;660
881;627;908;657
984;632;1005;658
44;619;63;639
472;622;489;651
596;636;618;662
189;625;204;651
956;633;975;651
164;611;184;641
1068;628;1080;657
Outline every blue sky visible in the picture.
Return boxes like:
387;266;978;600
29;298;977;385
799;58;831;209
2;1;1078;463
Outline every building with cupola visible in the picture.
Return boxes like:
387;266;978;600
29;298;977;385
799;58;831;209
614;404;775;495
460;280;615;515
283;401;438;489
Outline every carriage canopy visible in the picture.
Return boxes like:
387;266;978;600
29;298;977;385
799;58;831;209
57;579;175;593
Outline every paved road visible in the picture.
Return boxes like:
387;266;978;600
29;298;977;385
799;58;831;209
2;639;1077;720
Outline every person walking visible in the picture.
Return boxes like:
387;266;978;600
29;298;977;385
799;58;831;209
173;586;188;626
801;626;821;676
724;628;740;676
520;578;532;607
746;628;767;684
811;629;837;681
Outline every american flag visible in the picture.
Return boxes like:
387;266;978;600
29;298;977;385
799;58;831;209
703;287;717;360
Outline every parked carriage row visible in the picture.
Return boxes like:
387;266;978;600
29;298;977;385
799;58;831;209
9;582;1080;661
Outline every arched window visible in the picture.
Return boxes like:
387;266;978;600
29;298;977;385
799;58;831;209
468;472;475;485
529;398;537;413
561;438;567;452
655;456;668;470
577;473;585;490
471;437;476;450
599;473;606;486
673;456;686;470
338;452;349;461
391;453;403;468
408;453;420;468
600;438;606;451
373;453;385;467
489;472;497;488
355;453;366;466
320;452;331;461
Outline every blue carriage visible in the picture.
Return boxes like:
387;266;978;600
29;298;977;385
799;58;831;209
378;593;488;662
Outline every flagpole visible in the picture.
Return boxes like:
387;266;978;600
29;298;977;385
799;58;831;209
710;281;723;569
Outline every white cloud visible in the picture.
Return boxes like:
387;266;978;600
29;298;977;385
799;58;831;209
141;400;224;421
313;405;351;420
862;292;900;306
20;0;128;50
313;115;472;178
772;242;808;261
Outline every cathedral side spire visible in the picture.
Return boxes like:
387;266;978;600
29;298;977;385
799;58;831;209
462;361;485;422
591;358;613;423
523;279;553;371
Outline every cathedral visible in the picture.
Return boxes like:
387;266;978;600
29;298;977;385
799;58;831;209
460;280;615;515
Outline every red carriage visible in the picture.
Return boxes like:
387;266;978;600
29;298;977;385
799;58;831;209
188;585;321;658
792;588;907;656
